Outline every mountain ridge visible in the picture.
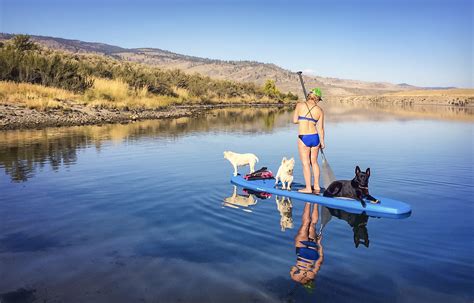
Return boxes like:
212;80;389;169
0;33;420;96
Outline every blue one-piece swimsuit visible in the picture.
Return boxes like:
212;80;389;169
298;103;320;147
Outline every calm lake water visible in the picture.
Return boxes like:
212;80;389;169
0;106;473;303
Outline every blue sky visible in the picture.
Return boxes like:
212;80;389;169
1;0;472;87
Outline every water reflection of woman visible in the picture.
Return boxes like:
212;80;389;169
290;202;323;290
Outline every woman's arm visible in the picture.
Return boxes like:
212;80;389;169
316;109;325;148
292;103;300;124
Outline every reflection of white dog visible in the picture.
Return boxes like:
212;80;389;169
223;151;259;176
275;157;294;190
223;186;257;211
276;196;294;231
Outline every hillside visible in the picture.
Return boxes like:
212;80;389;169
0;33;418;97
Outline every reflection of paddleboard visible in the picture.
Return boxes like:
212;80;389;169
231;175;411;218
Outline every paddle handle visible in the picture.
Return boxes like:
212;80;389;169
296;71;308;101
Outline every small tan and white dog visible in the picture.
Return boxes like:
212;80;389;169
275;196;294;231
223;186;257;212
223;151;259;176
275;157;295;190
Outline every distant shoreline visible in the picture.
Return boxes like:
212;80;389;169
329;95;473;107
2;89;474;131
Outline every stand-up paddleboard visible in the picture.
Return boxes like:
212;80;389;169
231;175;411;218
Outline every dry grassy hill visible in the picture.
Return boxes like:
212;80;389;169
0;33;421;97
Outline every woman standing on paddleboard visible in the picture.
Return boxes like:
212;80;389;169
293;88;325;194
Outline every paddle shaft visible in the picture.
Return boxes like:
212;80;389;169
296;71;308;100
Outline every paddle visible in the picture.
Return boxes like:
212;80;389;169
296;71;308;99
318;205;333;236
320;149;336;189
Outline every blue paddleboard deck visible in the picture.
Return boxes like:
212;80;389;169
231;175;411;218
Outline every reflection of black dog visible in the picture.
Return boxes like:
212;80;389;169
328;208;369;248
323;166;379;208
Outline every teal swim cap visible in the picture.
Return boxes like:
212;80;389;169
310;88;322;97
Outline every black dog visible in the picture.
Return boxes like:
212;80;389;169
323;166;379;208
328;208;370;248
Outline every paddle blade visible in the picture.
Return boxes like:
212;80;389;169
319;205;333;235
320;152;336;189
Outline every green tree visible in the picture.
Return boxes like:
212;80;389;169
284;91;299;101
12;34;39;52
263;79;280;98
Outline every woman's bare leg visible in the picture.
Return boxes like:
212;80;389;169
309;204;319;240
310;147;320;193
311;203;319;224
298;138;312;193
294;203;311;246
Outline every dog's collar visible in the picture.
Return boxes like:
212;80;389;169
352;179;368;190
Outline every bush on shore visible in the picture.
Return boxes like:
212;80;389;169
0;35;93;92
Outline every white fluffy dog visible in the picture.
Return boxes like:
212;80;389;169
223;186;257;211
223;151;259;176
276;196;294;231
275;157;295;190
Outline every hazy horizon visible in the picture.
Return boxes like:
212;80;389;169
1;0;472;88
